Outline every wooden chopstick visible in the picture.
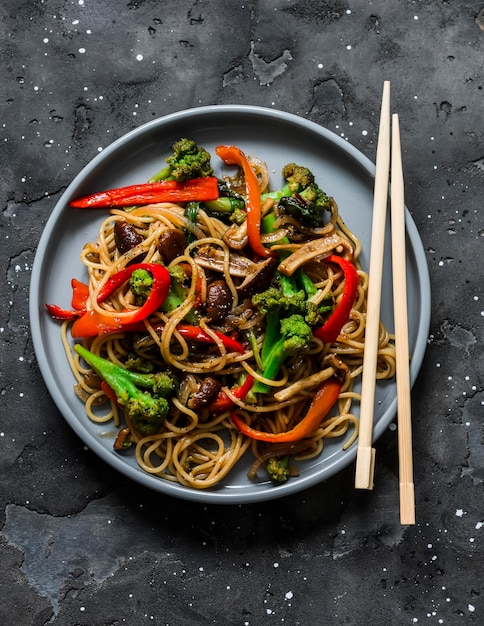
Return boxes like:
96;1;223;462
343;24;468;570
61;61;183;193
355;81;391;490
391;114;415;525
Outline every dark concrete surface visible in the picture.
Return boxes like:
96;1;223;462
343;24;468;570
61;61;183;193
1;1;483;624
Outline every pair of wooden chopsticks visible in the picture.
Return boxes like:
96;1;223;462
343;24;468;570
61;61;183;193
354;81;415;525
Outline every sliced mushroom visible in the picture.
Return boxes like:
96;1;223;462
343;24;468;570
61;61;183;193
194;246;278;300
236;255;278;299
324;353;349;381
114;220;144;255
194;246;257;277
205;280;233;321
158;228;187;264
188;377;222;410
113;427;134;451
222;222;248;250
278;233;353;276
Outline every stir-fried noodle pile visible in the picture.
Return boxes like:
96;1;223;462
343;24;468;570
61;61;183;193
59;151;396;489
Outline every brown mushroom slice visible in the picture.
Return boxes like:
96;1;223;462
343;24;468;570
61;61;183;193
205;280;233;321
278;233;353;276
222;197;275;251
194;246;257;277
113;427;134;451
222;223;249;250
188;377;222;410
194;246;278;300
236;255;278;299
158;228;187;264
114;220;144;255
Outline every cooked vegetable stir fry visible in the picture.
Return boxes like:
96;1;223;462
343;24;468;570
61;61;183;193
46;138;396;489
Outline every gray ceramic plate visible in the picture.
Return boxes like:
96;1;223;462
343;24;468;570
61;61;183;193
29;105;431;503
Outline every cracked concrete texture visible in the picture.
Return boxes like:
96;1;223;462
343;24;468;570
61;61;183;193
1;1;483;624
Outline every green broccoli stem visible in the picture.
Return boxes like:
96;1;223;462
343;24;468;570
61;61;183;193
203;197;244;214
250;243;311;397
74;344;151;404
149;165;173;182
252;294;299;398
258;271;298;364
279;271;299;297
160;279;198;324
74;345;176;435
250;310;302;398
183;201;199;245
261;183;293;203
260;308;281;365
252;337;288;395
297;268;318;298
246;327;263;370
261;213;290;247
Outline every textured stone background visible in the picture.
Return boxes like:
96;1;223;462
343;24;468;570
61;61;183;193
1;1;483;624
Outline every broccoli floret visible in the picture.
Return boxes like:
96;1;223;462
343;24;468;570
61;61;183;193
262;163;331;227
266;456;290;482
150;371;179;397
74;345;177;435
249;266;330;398
150;138;213;183
252;273;329;328
279;314;313;354
160;265;198;324
129;264;198;323
304;300;332;326
252;285;306;316
262;163;315;201
230;206;247;225
167;138;213;181
282;163;315;191
129;268;154;305
167;264;188;284
248;311;313;397
126;394;170;434
124;352;154;373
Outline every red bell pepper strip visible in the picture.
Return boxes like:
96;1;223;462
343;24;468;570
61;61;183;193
147;322;244;353
215;145;272;259
70;310;136;337
175;325;245;354
70;177;219;209
209;375;255;413
45;278;90;320
94;263;169;308
71;278;89;311
70;263;170;338
101;380;118;404
313;254;359;344
231;377;342;442
45;303;79;320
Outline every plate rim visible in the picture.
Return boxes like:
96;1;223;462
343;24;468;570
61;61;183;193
29;104;431;504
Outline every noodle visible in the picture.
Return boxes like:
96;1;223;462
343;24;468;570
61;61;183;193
61;151;396;490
